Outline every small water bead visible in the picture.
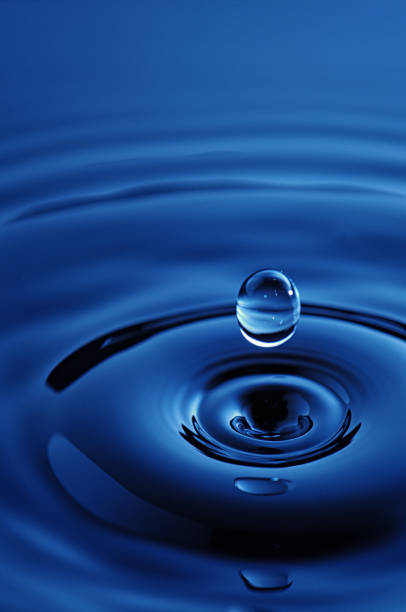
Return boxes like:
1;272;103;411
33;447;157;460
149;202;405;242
237;269;300;347
239;568;293;591
234;477;295;496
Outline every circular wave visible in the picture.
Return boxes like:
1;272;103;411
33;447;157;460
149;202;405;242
46;305;406;541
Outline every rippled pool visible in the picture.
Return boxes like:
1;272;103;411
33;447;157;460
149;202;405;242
2;2;406;611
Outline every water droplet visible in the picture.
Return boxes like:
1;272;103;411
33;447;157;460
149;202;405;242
236;269;300;347
234;477;295;495
240;568;293;591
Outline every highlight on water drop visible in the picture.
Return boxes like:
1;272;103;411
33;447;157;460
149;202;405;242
236;269;300;347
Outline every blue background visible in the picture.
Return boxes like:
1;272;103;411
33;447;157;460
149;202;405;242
2;2;406;611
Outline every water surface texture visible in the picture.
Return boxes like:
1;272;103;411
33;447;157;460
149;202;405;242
2;2;406;611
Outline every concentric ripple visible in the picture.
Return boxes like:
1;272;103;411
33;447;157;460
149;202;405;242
46;304;406;540
4;4;406;610
182;361;357;467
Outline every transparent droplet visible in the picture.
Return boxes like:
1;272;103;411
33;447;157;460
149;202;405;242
236;269;300;347
234;477;295;495
239;567;293;590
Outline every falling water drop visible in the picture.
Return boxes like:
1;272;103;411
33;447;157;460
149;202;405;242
236;269;300;347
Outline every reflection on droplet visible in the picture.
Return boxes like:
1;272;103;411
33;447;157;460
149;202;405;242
240;567;293;590
236;269;300;347
234;477;295;495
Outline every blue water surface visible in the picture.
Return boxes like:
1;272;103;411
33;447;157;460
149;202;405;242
2;2;406;611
